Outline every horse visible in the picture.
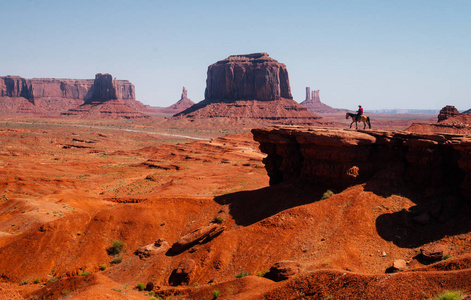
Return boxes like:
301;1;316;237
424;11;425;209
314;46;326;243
346;112;371;129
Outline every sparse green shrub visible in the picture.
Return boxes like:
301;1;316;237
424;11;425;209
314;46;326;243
442;254;451;261
100;264;107;271
137;282;145;291
78;271;90;276
149;298;157;300
256;269;268;277
19;280;29;286
111;256;123;265
321;190;334;200
108;240;125;255
431;290;464;300
214;216;224;224
33;277;41;284
77;231;82;236
235;271;250;278
147;291;155;296
212;289;220;299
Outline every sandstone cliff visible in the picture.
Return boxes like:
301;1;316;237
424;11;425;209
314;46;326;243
61;73;149;119
204;53;292;102
175;53;324;125
252;127;471;202
0;74;137;114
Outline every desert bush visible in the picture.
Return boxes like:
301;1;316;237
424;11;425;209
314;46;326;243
100;264;107;271
77;231;82;236
321;190;334;200
431;290;464;300
256;269;268;277
442;254;451;261
235;271;250;278
78;271;90;276
137;282;145;291
111;256;123;264
33;277;41;284
108;240;125;255
19;280;29;286
147;291;155;296
212;289;220;299
214;216;224;224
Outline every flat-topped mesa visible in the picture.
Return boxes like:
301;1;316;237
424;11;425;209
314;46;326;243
252;127;471;202
204;52;293;102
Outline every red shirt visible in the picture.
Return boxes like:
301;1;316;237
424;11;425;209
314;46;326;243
358;107;363;115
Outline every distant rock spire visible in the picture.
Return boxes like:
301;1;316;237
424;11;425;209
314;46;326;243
305;87;311;102
312;90;320;103
181;87;188;100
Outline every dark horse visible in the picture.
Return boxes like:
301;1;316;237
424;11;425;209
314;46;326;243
346;112;371;129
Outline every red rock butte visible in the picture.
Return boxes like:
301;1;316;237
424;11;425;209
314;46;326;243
175;53;325;126
300;87;346;114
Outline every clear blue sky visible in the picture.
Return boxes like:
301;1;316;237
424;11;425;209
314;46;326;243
1;0;470;110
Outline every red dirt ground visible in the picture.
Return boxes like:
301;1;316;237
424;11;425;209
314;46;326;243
0;116;470;299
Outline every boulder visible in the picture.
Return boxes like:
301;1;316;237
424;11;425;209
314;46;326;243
421;244;448;261
265;260;301;281
388;259;408;272
135;239;169;259
170;224;225;254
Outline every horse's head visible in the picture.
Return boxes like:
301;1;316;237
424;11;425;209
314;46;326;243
345;112;349;119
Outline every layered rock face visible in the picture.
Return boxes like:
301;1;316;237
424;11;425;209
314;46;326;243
175;53;324;125
300;88;345;114
252;127;471;202
62;73;149;119
0;74;136;114
438;105;461;122
204;53;292;102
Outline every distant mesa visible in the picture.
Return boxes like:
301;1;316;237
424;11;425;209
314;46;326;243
0;73;150;118
62;73;149;119
405;105;471;134
174;53;324;125
464;108;471;114
300;87;346;114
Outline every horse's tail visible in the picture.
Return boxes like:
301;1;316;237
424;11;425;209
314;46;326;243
367;116;371;129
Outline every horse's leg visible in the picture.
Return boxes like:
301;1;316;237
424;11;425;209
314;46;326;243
350;121;353;128
363;121;366;129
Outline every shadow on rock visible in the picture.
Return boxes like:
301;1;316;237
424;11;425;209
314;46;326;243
214;183;327;226
368;179;471;248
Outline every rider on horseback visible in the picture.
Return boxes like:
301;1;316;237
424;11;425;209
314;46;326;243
356;105;363;121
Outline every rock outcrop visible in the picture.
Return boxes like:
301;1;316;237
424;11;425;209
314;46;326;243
205;52;292;102
406;105;471;135
300;87;345;114
158;87;195;115
0;74;141;115
252;127;471;203
174;53;324;125
438;105;461;122
265;260;301;281
61;73;149;119
169;224;225;254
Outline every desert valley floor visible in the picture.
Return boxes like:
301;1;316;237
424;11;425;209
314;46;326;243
0;116;470;300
